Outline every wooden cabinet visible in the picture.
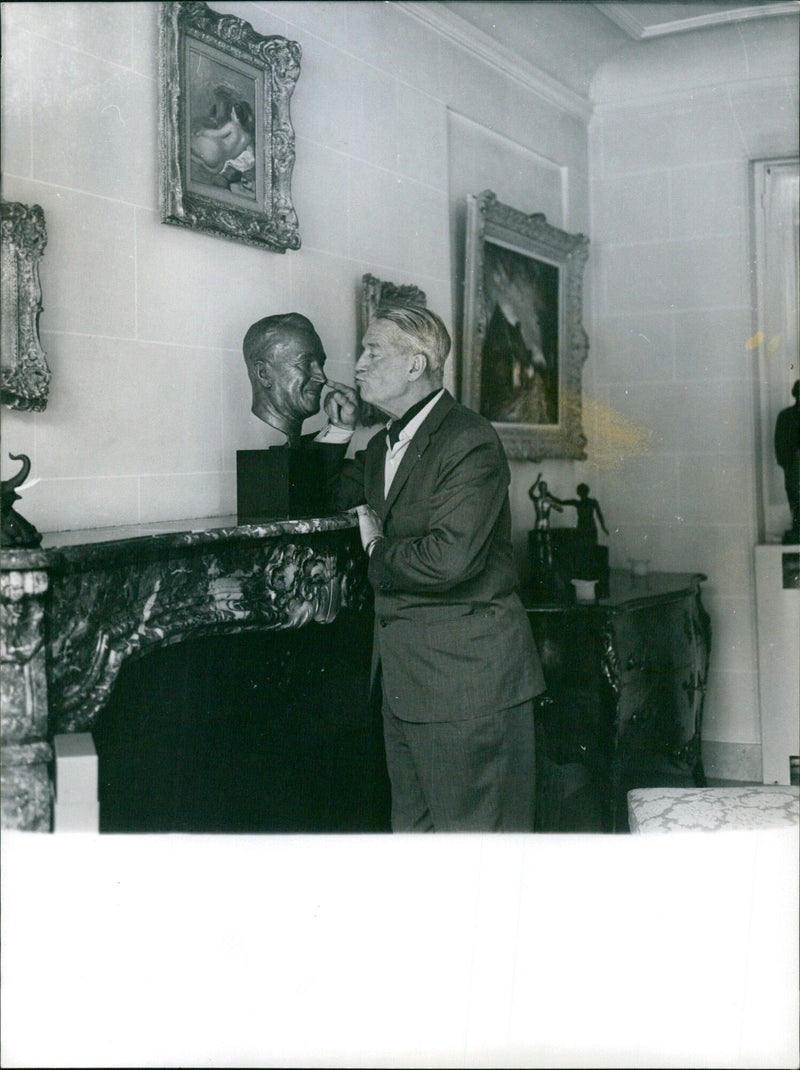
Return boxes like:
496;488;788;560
524;571;710;832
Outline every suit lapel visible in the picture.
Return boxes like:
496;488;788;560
383;391;455;516
365;431;388;515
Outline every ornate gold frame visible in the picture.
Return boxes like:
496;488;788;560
462;190;589;461
159;1;301;252
1;201;50;412
360;273;427;335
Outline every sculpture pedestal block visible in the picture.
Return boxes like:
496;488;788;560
237;447;330;522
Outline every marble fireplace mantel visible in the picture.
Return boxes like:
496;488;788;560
0;514;370;830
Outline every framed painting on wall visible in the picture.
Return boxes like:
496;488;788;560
462;190;589;460
159;1;301;252
1;201;50;412
360;273;427;335
357;275;427;429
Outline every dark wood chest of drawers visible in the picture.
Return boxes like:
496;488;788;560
524;571;710;831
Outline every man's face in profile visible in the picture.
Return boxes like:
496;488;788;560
262;327;327;422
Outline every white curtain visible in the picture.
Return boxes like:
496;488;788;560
758;159;800;540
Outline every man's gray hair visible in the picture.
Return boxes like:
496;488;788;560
374;305;451;380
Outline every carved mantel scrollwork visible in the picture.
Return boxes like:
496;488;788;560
0;518;370;829
50;536;367;732
0;561;51;829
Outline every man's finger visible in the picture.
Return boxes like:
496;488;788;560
324;379;357;397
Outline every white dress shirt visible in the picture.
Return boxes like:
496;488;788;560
315;389;445;499
382;389;444;497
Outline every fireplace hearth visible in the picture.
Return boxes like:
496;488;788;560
1;515;388;832
94;621;389;833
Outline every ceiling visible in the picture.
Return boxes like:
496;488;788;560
438;1;799;99
595;2;799;39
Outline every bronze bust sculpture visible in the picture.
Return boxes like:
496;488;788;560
242;312;328;448
238;313;334;521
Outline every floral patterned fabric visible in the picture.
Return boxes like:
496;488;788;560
627;786;800;833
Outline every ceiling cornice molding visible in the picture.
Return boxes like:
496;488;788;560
597;2;800;40
393;1;593;121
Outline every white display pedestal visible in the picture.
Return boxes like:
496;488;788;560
755;545;800;785
53;733;99;832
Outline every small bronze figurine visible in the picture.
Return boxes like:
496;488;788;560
1;453;42;547
242;312;328;448
552;483;608;543
775;379;800;544
528;473;562;534
528;473;563;568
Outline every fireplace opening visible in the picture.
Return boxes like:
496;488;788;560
92;613;391;833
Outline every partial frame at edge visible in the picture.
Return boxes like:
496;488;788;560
1;201;50;413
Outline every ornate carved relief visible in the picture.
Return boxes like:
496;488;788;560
0;565;51;830
1;201;50;411
1;519;369;829
1;746;53;830
0;567;49;740
49;532;369;732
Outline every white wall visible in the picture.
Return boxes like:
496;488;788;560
588;15;800;779
0;0;589;544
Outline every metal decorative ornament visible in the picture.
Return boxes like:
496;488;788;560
1;454;42;548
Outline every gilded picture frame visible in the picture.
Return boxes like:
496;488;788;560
159;1;301;252
1;201;50;412
358;275;427;428
462;190;589;460
360;273;427;335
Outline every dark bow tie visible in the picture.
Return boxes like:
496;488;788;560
386;390;440;449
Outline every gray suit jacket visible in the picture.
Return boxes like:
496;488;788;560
332;390;545;722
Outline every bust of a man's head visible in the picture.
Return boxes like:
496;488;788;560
242;313;327;446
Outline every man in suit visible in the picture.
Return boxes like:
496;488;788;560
319;306;545;832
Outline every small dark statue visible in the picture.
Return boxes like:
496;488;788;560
528;474;562;569
1;453;42;548
527;476;610;601
552;483;609;542
775;379;800;545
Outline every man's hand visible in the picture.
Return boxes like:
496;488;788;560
324;380;360;430
355;503;383;554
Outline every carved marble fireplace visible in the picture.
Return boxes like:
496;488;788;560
0;514;385;832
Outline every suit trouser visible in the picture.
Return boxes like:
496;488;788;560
381;698;536;832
